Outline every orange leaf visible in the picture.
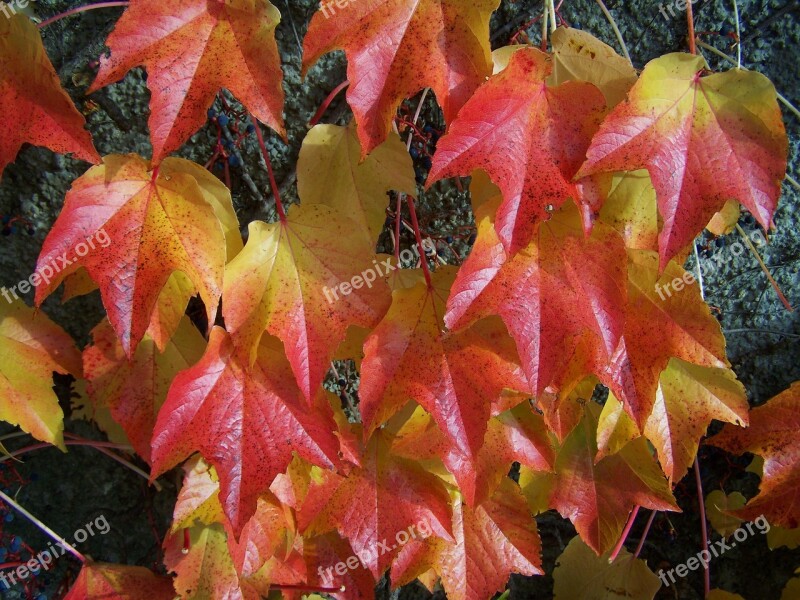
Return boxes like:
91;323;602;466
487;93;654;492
0;14;99;177
303;0;497;155
64;562;174;600
90;0;285;163
708;381;800;528
35;154;227;357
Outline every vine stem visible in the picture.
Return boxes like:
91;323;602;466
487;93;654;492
546;0;557;33
0;489;86;563
694;458;711;597
686;0;697;55
594;0;632;65
634;510;657;558
734;223;793;311
37;1;129;28
308;80;349;128
608;505;639;563
250;114;286;222
405;196;433;290
732;0;742;68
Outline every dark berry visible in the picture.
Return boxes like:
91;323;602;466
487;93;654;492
26;227;35;236
4;512;13;523
246;124;256;134
207;108;217;119
410;147;419;159
217;114;230;127
0;547;7;562
421;157;432;170
715;237;726;248
228;155;240;167
0;215;10;225
338;378;346;387
445;235;454;244
10;536;22;552
468;233;476;245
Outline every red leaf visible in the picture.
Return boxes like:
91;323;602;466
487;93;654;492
90;0;285;163
64;562;174;600
428;47;606;254
151;327;341;535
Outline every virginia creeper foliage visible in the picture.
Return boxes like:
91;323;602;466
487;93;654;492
0;1;794;598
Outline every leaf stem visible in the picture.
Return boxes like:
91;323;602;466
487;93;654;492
250;115;287;222
37;1;129;28
634;510;657;558
694;458;710;597
608;505;639;563
0;489;86;563
405;196;433;290
734;223;793;311
547;0;557;33
308;80;349;128
687;0;697;54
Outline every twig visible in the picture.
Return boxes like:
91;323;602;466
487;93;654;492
686;0;697;55
250;115;287;222
694;459;710;597
634;511;657;558
594;0;632;65
37;1;129;28
732;0;742;68
735;223;793;311
0;489;86;563
725;328;800;339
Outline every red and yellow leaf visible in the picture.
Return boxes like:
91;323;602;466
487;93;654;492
90;0;285;163
64;562;175;600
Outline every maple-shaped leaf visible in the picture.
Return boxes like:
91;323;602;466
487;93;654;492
227;492;294;580
552;536;660;600
164;522;259;600
151;326;341;535
298;432;453;579
705;490;746;538
549;27;638;108
597;359;748;483
534;405;678;555
35;154;227;357
83;317;206;463
428;47;606;254
445;197;627;397
392;402;554;506
576;53;788;268
597;170;660;252
391;479;542;600
359;267;530;502
297;123;416;243
303;0;497;156
223;203;391;401
0;14;99;178
0;296;81;449
537;377;598;442
303;532;377;600
602;249;729;428
708;381;800;528
64;562;175;600
89;0;285;163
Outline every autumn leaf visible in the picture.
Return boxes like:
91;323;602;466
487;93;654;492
35;154;227;357
391;479;542;600
164;522;259;600
445;197;627;398
298;432;453;579
303;0;497;155
602;250;730;428
297;123;416;243
0;14;99;178
552;536;660;600
303;532;377;600
171;455;225;532
597;359;748;482
359;267;530;502
549;26;638;108
0;296;81;449
83;317;206;463
223;203;391;401
576;53;788;268
64;562;175;600
150;327;341;535
392;402;554;506
525;405;678;555
428;47;607;254
708;381;800;528
89;0;285;163
597;170;659;252
705;490;746;538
